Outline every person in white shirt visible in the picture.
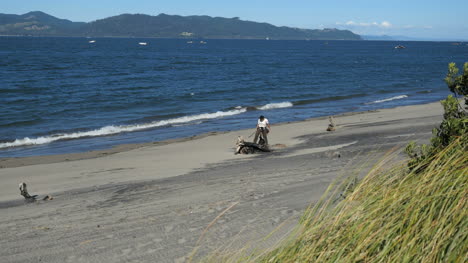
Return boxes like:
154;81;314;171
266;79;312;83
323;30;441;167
254;115;270;145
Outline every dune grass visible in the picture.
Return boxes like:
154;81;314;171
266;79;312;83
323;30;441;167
202;135;467;263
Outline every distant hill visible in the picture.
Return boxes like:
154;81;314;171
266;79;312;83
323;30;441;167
0;11;85;36
0;11;361;40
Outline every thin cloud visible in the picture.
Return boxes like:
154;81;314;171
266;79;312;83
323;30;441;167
381;21;392;28
336;21;433;31
337;20;393;28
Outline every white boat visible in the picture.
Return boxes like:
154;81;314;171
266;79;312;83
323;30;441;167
200;41;207;44
394;45;405;49
139;42;148;46
88;40;96;43
187;41;193;44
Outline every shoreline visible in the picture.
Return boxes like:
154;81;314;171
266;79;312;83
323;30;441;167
0;101;443;203
0;101;439;169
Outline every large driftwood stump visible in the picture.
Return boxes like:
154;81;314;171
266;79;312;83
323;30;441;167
19;182;52;202
235;136;270;154
326;116;336;131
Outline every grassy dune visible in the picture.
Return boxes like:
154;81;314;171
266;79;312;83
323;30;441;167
203;135;467;263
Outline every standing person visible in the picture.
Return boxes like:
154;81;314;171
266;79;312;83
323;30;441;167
254;115;270;145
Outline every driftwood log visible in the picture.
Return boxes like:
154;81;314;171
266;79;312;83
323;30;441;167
326;116;336;131
235;136;270;154
19;182;53;202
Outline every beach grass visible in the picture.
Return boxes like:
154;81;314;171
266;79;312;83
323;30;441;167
201;134;467;262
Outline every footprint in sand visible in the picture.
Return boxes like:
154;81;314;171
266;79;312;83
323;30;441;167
121;248;132;256
164;225;174;233
135;241;154;249
66;255;76;263
281;209;295;216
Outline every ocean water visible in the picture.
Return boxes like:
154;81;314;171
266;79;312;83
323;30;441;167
1;37;467;157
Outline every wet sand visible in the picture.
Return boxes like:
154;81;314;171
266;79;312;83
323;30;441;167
0;102;443;262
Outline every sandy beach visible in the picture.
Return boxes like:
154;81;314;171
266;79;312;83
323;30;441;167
0;102;444;262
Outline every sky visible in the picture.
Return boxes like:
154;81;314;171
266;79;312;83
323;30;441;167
2;0;467;40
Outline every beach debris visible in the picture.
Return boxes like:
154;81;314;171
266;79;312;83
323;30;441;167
326;116;336;131
272;143;287;148
19;182;53;202
235;136;270;154
325;151;341;159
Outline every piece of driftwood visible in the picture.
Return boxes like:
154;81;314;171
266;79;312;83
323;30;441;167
19;182;53;202
235;136;270;154
326;116;336;131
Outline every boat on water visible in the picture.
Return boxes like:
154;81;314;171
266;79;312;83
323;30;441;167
394;45;406;49
200;41;207;44
139;42;148;46
187;41;193;44
88;40;96;43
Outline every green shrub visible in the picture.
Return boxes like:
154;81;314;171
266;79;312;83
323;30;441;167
445;62;468;106
407;62;467;169
431;95;467;148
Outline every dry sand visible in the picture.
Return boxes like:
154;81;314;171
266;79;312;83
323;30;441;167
0;102;443;262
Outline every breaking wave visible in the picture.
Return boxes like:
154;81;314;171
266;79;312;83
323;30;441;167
257;102;293;110
0;108;247;149
366;95;408;104
231;101;294;111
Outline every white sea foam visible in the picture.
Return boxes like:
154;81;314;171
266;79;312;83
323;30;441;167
0;108;247;149
258;101;293;110
367;95;408;104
